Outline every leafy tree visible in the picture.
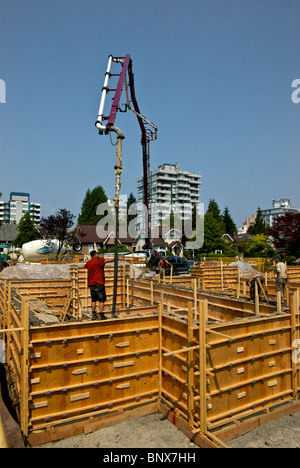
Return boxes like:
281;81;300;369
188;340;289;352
222;206;237;237
78;186;108;225
248;208;267;235
13;212;39;248
246;234;275;258
39;208;75;258
268;212;300;258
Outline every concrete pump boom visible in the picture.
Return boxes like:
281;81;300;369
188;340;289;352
95;54;157;316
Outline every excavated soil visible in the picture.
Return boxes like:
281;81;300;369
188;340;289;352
34;410;300;449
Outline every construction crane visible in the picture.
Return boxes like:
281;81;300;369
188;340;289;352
95;54;157;317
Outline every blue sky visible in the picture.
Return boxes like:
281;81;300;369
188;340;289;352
0;0;299;227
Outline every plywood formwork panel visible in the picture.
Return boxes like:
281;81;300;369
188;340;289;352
27;313;159;430
1;272;299;447
130;279;276;319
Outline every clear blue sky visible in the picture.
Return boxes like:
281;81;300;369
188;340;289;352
0;0;299;227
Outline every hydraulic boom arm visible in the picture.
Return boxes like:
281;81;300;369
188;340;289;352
95;54;157;315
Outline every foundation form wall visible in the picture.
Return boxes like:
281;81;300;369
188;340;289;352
0;265;299;448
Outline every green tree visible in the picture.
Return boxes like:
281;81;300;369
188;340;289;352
201;200;225;253
207;199;224;225
248;208;267;235
39;209;75;259
78;186;108;225
202;211;225;253
246;234;275;258
127;193;137;229
222;206;237;237
13;212;39;248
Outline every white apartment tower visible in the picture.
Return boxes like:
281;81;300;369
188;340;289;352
0;192;41;225
137;163;201;228
261;198;299;227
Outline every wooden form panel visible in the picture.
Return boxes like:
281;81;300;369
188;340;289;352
190;265;239;292
130;279;276;319
161;314;191;423
1;275;299;446
28;314;159;429
204;314;295;428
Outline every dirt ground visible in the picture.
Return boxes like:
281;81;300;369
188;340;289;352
35;410;300;449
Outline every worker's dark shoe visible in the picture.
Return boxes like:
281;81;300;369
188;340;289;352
92;312;108;320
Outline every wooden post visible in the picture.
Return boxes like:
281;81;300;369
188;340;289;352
236;270;240;298
221;261;224;292
3;280;7;323
158;301;162;402
7;282;12;367
255;281;260;315
187;302;194;427
243;274;246;296
290;290;298;400
85;268;88;313
20;297;29;437
126;279;130;308
170;266;173;284
193;279;197;320
150;281;154;305
160;290;164;312
199;299;207;435
122;261;126;308
277;291;282;313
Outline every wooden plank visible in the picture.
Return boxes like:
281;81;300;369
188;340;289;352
20;297;29;437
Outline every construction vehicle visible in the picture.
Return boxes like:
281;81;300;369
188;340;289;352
95;54;157;316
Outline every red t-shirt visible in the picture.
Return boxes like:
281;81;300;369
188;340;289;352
84;257;106;286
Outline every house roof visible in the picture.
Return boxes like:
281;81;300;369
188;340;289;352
76;225;134;244
0;224;18;242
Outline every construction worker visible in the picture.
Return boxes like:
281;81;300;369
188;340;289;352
248;273;265;301
158;257;171;280
274;255;288;305
84;251;114;320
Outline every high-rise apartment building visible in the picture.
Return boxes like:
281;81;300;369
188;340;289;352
137;162;201;228
261;198;298;227
0;192;41;225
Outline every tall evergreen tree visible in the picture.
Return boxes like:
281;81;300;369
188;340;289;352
78;186;108;225
248;207;267;235
222;206;237;237
206;199;223;224
127;192;137;228
203;211;225;252
13;212;39;248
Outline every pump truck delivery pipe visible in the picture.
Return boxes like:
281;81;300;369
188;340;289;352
95;54;157;318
